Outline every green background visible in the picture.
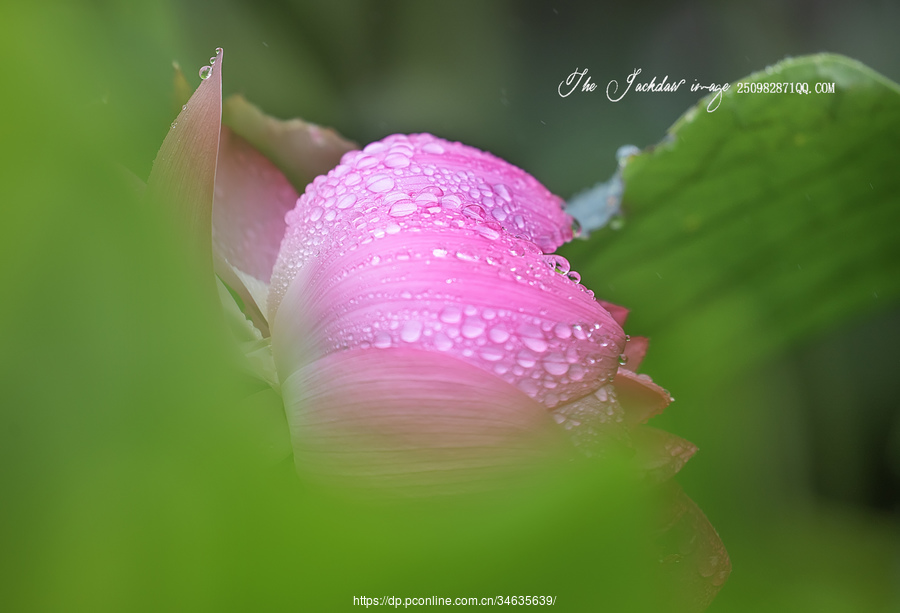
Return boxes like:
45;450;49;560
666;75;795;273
2;1;898;611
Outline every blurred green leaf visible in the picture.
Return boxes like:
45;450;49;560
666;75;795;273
562;54;900;381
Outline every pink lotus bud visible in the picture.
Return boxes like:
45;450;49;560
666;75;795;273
150;51;729;607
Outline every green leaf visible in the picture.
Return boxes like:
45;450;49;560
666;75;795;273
562;54;900;379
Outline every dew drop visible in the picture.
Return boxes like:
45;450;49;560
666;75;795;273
493;183;512;202
433;332;453;351
488;326;510;343
522;336;549;353
441;195;462;209
439;306;462;324
543;355;569;376
373;331;392;349
384;153;410;168
553;323;572;339
366;174;394;192
337;194;357;209
423;142;445;154
480;347;504;362
461;317;486;339
571;217;583;237
463;205;486;220
516;350;537;368
389;200;417;217
199;65;212;80
400;320;423;343
618;354;628;366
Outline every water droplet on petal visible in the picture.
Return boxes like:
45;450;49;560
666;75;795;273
439;306;462;324
463;205;486;220
400;320;423;343
571;217;583;237
336;193;357;209
423;142;445;154
493;183;512;202
373;331;392;349
389;200;417;217
384;153;410;168
522;336;549;353
433;332;453;351
543;354;569;375
441;195;462;209
366;174;395;192
618;354;628;365
480;347;504;362
461;317;486;339
489;326;510;343
553;323;572;339
199;65;212;80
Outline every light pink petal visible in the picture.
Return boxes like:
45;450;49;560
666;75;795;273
280;346;565;494
614;368;673;424
212;127;299;332
657;484;731;611
269;134;574;319
632;426;697;482
622;335;649;371
598;300;629;327
223;94;356;192
146;47;223;278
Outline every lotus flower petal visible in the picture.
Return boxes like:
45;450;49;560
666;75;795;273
281;346;566;493
622;335;649;371
598;300;629;327
223;94;356;192
270;134;622;411
212;127;299;332
615;368;673;425
269;133;576;320
657;484;732;612
633;427;698;482
147;47;223;281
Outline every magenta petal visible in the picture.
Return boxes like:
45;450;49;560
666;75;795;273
614;369;672;424
273;229;624;410
622;335;649;371
147;47;223;276
280;347;565;493
269;134;575;319
212;127;299;331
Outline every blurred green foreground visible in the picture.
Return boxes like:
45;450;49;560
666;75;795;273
2;2;898;611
